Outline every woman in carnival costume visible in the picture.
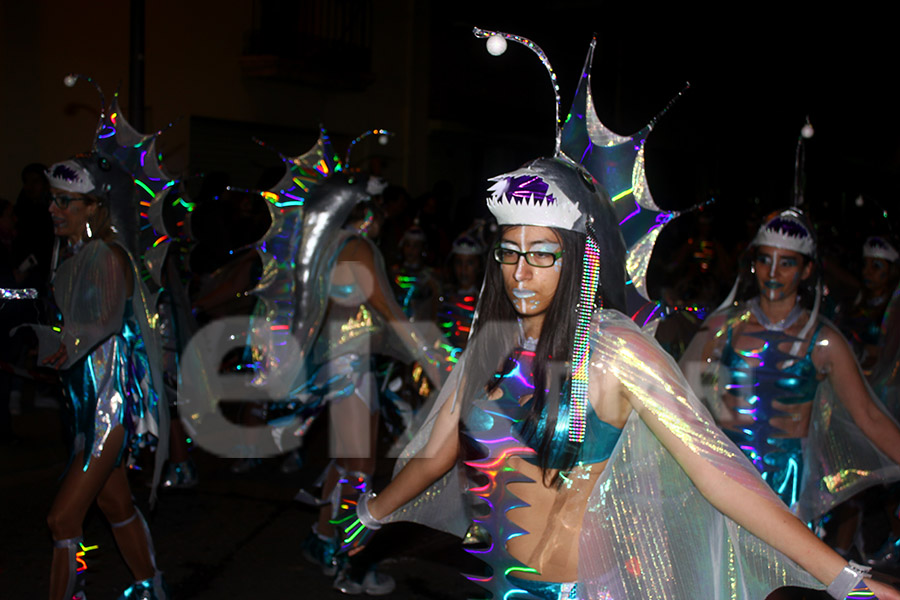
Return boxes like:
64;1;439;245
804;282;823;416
438;230;485;355
836;236;900;371
390;224;442;324
37;76;170;600
680;206;900;526
216;129;442;594
329;30;900;600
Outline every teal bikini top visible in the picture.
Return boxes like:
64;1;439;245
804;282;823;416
720;321;823;406
492;349;622;467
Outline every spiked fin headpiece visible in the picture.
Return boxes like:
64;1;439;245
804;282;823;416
47;74;179;285
247;127;391;392
475;29;685;453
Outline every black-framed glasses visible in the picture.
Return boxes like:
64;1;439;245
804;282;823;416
50;194;86;209
493;246;563;268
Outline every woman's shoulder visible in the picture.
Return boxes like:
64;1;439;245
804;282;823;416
337;234;376;261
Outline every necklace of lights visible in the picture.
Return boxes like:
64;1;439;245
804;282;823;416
748;296;804;332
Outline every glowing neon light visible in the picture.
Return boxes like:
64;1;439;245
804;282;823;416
134;180;155;198
611;187;633;202
75;542;99;572
464;541;494;554
465;446;535;470
152;235;168;248
618;203;640;225
505;566;540;577
472;436;520;445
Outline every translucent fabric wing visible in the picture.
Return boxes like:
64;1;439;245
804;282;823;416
94;95;178;285
248;131;356;393
34;241;169;505
581;311;819;598
389;309;825;599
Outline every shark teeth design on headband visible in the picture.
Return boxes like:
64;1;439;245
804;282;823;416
47;161;95;194
863;236;899;262
751;209;816;256
486;169;582;230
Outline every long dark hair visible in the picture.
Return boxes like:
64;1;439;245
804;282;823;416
462;226;594;485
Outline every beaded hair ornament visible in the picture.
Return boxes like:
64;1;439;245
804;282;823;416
475;28;685;444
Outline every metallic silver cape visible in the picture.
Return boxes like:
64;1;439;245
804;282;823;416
247;132;370;395
681;304;900;523
387;309;822;599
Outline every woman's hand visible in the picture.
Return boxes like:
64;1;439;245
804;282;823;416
42;342;68;370
868;579;900;600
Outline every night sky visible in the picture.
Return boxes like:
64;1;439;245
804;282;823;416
425;4;898;234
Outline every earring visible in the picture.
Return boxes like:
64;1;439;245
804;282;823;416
750;265;755;274
85;222;93;239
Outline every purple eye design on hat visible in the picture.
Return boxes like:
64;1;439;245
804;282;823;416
502;175;558;206
52;164;80;182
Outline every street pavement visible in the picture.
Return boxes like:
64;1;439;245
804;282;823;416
1;403;478;599
3;400;899;599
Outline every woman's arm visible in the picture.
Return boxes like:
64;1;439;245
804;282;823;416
597;322;893;595
818;325;900;465
367;383;461;520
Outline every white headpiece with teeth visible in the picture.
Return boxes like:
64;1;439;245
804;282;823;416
486;165;583;231
863;236;899;262
751;208;816;257
46;160;95;195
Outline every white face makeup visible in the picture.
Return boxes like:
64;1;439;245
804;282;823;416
754;245;809;302
499;226;562;336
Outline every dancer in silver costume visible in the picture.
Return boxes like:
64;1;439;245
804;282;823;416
41;157;168;599
32;75;172;600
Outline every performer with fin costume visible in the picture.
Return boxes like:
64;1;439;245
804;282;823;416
680;127;900;526
37;74;171;600
330;30;899;600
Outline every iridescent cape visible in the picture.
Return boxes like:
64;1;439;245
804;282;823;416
385;309;822;599
29;240;168;504
681;303;900;523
